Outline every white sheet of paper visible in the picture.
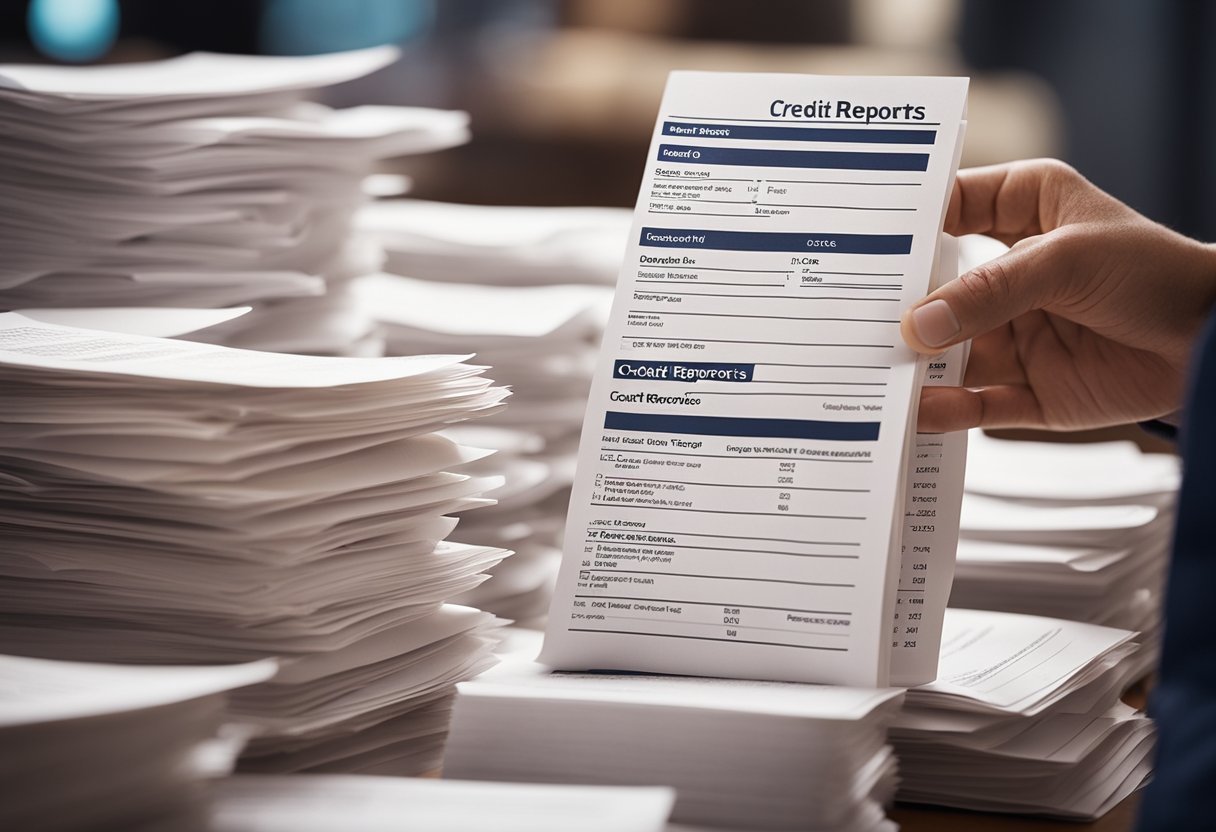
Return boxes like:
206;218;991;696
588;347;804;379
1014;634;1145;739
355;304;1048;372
466;658;904;722
964;430;1180;501
542;71;969;686
0;653;275;726
358;199;633;286
959;495;1159;541
0;47;399;100
359;199;632;251
14;306;251;337
209;775;674;832
355;273;612;339
912;608;1135;714
0;313;467;387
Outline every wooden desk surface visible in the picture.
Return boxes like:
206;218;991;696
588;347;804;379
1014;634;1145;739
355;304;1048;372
889;679;1149;831
891;795;1139;831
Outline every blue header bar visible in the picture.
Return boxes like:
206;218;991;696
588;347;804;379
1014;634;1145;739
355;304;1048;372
604;411;880;442
614;360;754;383
658;143;928;172
640;227;912;255
662;121;936;145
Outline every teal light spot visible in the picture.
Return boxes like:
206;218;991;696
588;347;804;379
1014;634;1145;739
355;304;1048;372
27;0;120;63
261;0;434;55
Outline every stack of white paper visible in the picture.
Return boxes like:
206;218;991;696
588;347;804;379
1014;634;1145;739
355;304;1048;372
0;48;470;355
354;266;615;623
234;605;501;776
354;200;628;621
357;200;633;287
439;424;572;623
0;654;274;832
892;608;1153;819
442;631;902;832
950;431;1178;643
209;774;674;832
0;312;509;773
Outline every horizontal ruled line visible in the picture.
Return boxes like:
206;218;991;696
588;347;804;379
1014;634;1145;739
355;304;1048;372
767;203;915;211
632;289;897;302
620;336;895;348
691;391;887;399
649;197;752;204
602;615;850;638
648;209;773;218
575;594;854;615
599;447;873;465
635;280;785;287
591;528;861;547
649;195;916;212
653;176;753;182
587;538;860;560
590;502;864;521
804;271;903;276
802;284;901;290
639;264;794;274
668;114;942;126
751;380;887;386
767;178;923;186
759;362;891;369
628;309;899;324
602;475;868;493
566;628;849;652
579;568;852;588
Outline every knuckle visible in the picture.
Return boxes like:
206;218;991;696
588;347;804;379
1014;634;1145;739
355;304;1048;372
956;259;1015;310
1034;158;1081;182
1051;223;1090;247
1048;225;1096;269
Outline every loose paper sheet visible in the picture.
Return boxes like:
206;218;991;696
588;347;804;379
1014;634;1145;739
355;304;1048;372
543;71;969;686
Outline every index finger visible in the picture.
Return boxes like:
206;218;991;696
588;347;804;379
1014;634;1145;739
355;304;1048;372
944;158;1101;246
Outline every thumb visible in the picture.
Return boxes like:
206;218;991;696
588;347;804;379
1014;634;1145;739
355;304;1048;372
900;235;1068;353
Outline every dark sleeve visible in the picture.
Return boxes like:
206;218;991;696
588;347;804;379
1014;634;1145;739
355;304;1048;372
1140;418;1179;442
1138;311;1216;830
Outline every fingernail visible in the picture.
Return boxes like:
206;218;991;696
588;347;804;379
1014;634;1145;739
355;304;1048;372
909;299;961;348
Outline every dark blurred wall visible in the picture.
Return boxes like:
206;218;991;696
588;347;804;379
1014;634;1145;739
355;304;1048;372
961;0;1216;240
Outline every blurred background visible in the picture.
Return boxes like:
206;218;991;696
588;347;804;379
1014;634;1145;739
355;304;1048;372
2;0;1214;239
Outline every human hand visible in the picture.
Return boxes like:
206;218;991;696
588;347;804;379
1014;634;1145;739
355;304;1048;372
902;159;1216;432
